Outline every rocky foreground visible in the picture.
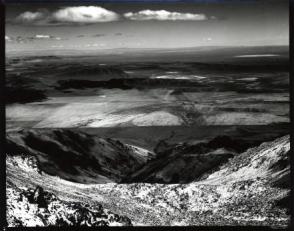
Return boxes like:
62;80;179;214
6;135;290;227
7;185;132;226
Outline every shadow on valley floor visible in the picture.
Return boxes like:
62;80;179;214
6;74;47;104
5;49;289;104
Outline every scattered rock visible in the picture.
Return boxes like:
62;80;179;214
7;186;133;227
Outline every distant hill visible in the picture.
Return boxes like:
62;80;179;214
6;45;288;64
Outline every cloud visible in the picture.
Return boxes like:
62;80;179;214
115;33;123;36
14;6;119;25
124;10;208;21
13;7;213;25
16;11;45;23
52;6;119;23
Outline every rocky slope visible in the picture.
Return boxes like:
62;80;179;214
7;184;132;226
6;134;290;227
6;129;246;184
6;129;154;183
104;135;290;226
126;135;240;183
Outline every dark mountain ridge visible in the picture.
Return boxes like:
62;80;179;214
6;128;288;184
6;129;150;183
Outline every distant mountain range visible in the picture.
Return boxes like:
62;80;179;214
6;45;288;63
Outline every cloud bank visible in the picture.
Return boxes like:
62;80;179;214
16;11;44;22
15;6;119;25
13;6;213;25
124;10;208;21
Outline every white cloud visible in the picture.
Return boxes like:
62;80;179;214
52;6;119;23
16;11;45;22
15;6;119;25
124;10;208;21
14;7;212;25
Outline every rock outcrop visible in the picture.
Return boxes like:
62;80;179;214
7;185;132;227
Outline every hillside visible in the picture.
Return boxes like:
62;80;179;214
6;129;263;184
6;134;290;227
6;129;154;183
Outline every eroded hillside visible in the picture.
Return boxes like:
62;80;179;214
6;134;290;227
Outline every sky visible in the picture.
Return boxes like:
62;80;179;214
5;0;289;53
